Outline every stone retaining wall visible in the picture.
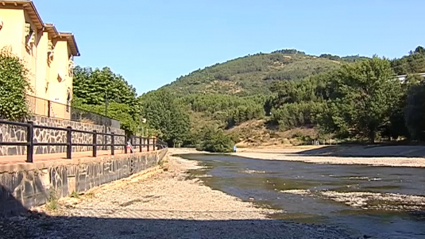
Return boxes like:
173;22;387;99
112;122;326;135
0;149;167;216
0;115;126;156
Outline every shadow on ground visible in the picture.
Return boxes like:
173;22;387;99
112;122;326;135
0;185;49;238
292;145;425;158
1;214;357;239
0;188;355;238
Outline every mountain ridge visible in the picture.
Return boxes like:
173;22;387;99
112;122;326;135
161;49;370;96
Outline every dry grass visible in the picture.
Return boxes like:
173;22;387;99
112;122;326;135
228;119;319;147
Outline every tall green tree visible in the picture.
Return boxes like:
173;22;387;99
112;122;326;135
72;66;141;134
384;74;423;140
319;57;402;142
404;76;425;140
73;66;137;106
139;89;190;145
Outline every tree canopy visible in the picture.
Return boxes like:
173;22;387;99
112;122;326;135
319;57;402;142
138;89;190;146
72;66;141;134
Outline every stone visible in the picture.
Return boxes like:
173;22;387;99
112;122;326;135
7;147;17;155
22;181;34;198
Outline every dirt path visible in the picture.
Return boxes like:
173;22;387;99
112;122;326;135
0;153;353;239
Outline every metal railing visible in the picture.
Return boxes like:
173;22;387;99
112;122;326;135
0;119;167;163
26;95;121;128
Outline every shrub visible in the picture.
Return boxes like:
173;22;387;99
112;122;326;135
196;126;234;153
0;47;32;120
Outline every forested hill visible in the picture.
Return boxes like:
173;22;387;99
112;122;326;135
161;49;369;96
69;46;425;151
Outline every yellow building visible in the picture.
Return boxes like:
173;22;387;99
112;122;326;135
0;0;80;119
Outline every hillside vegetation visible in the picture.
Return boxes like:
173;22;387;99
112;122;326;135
69;47;425;152
162;49;369;96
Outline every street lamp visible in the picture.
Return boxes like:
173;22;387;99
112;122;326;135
104;90;108;117
140;117;147;136
103;90;109;151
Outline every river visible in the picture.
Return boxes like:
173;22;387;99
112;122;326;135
180;153;425;239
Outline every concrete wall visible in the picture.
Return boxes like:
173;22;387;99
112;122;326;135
0;115;126;156
0;149;167;216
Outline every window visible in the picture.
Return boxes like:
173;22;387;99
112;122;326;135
24;23;35;49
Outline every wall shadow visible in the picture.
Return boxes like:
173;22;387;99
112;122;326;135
291;145;425;158
0;184;40;217
0;183;49;238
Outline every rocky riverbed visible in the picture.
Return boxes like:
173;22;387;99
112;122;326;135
282;189;425;211
0;153;354;239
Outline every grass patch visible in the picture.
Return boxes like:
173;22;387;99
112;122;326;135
70;191;80;198
45;190;59;211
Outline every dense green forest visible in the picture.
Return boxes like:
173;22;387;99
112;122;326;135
69;46;425;152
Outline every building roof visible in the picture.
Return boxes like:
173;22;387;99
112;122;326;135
45;23;80;57
397;73;425;82
0;0;43;30
0;1;80;57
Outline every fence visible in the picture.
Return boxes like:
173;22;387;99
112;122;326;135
27;95;120;128
0;119;167;163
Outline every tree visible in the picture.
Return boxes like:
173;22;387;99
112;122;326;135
73;66;137;106
195;125;234;153
139;89;190;145
404;80;425;140
0;48;32;121
320;57;402;143
414;46;425;55
391;46;425;75
72;66;141;134
384;74;424;140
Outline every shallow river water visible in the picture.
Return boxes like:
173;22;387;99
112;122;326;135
180;154;425;239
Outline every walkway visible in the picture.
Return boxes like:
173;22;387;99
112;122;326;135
0;147;154;167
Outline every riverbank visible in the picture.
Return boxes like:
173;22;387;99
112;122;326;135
234;148;425;168
171;146;425;167
0;152;352;239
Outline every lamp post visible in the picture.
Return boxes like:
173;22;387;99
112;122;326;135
104;90;109;117
103;90;109;150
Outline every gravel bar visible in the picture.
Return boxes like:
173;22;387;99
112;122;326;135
0;153;354;239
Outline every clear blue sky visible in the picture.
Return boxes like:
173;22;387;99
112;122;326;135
35;0;423;95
